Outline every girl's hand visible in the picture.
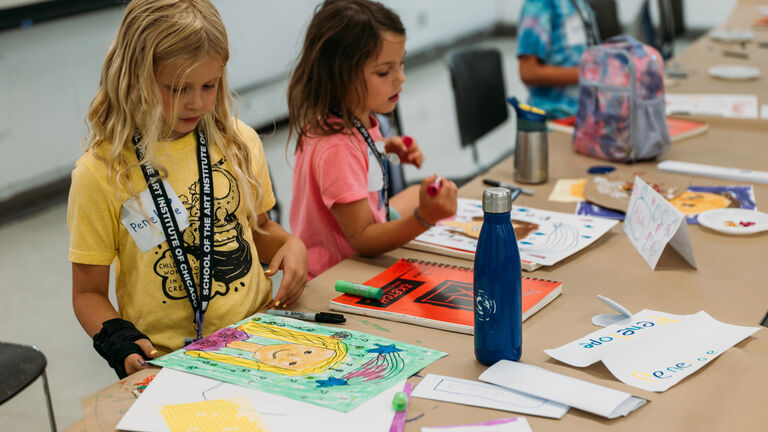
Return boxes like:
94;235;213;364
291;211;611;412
123;338;158;376
417;175;458;224
264;236;308;309
385;135;424;168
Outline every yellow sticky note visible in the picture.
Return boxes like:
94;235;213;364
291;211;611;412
159;397;270;432
548;178;586;203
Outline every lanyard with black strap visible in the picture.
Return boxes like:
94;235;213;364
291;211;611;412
329;110;390;221
568;0;601;47
132;127;213;343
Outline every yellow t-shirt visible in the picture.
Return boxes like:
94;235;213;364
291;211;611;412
67;120;276;354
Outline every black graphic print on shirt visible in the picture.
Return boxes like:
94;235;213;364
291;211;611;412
152;158;252;302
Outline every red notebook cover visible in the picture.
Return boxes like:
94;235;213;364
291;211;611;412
329;258;562;334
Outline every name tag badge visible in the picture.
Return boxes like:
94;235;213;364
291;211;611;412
367;147;384;192
120;179;190;252
565;14;587;47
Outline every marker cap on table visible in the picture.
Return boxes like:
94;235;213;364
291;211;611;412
335;280;383;300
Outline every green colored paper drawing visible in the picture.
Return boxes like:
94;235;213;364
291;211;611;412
151;313;446;412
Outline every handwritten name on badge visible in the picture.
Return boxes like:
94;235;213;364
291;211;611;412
120;179;190;252
623;176;697;270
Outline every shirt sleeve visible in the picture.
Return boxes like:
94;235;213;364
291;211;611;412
313;137;370;209
517;0;553;61
67;157;120;265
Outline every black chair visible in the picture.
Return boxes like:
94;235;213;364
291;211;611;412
636;0;682;60
589;0;622;40
0;342;57;431
375;107;407;196
445;47;513;184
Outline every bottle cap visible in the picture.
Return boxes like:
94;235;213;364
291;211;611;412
482;187;512;214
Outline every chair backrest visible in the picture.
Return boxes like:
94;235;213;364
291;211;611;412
445;48;508;149
589;0;622;39
375;108;406;195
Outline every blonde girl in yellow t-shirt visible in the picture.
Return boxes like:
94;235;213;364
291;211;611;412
67;0;307;378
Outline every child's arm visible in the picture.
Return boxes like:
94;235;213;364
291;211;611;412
331;175;457;257
251;214;308;309
72;263;156;376
518;55;580;86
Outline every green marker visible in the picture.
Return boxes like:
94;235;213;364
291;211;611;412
335;280;383;300
392;391;408;411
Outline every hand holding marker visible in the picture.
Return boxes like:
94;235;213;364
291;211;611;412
427;176;443;197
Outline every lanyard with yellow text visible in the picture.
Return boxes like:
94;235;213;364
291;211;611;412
132;127;213;342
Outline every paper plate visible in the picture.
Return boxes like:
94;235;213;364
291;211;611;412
709;29;754;43
698;208;768;235
708;65;761;80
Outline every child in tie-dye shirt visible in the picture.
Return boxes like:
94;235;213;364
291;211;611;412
517;0;600;118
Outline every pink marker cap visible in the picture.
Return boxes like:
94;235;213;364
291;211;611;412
403;136;413;148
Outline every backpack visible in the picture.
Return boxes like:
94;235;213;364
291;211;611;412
572;35;670;162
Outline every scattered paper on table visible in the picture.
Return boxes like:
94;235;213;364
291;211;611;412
665;93;758;118
421;417;532;432
548;178;586;203
479;360;646;419
544;309;760;392
159;397;269;432
412;374;568;419
117;368;402;432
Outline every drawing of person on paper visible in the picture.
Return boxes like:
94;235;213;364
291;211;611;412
184;321;347;376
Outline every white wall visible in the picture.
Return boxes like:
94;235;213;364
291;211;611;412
0;0;739;200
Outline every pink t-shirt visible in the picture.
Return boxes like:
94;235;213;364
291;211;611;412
290;117;387;279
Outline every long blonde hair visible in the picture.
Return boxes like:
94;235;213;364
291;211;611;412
86;0;263;219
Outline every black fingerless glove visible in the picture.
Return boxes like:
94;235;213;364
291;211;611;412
92;318;151;379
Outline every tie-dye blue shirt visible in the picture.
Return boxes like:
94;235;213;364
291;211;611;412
517;0;600;118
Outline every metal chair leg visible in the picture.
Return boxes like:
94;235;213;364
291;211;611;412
40;370;57;432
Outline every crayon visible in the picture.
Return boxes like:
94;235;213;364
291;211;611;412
334;280;383;300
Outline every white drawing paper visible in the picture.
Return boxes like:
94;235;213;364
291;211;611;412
117;368;402;432
412;374;568;419
665;93;758;118
479;360;646;419
408;198;617;267
623;176;696;270
544;309;760;392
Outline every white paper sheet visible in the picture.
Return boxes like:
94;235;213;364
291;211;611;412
545;310;760;392
412;374;568;419
623;176;696;270
421;417;532;432
479;361;646;419
665;93;758;118
408;198;617;266
117;368;402;432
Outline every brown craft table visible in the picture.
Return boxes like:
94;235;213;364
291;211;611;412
69;1;768;430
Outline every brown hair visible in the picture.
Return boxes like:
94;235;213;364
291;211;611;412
86;0;264;220
287;0;405;152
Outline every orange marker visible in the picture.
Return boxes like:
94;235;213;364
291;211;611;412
427;176;443;197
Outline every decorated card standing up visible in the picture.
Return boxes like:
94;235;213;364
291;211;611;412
623;176;696;270
151;314;446;412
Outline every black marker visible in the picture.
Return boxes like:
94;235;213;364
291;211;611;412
482;179;534;196
267;309;346;324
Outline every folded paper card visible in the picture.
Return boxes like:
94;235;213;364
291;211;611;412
623;176;696;270
479;360;646;419
412;374;568;419
544;309;760;392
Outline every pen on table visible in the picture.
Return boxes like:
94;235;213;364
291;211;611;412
267;309;346;324
427;176;443;197
482;178;534;196
389;382;414;432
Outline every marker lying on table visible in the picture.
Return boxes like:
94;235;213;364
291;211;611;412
267;309;346;324
335;280;383;300
482;178;534;196
427;176;443;197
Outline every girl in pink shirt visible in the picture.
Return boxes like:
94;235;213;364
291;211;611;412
288;0;458;279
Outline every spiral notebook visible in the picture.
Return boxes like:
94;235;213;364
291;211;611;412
329;258;562;334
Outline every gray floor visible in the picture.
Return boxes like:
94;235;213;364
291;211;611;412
0;36;524;431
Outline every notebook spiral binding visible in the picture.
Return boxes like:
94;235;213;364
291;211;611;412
405;258;553;282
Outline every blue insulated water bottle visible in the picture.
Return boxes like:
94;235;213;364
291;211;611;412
474;187;523;365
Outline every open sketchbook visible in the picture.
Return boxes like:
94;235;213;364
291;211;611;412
329;258;562;334
405;199;618;271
